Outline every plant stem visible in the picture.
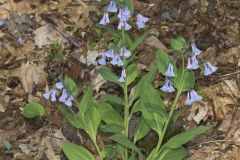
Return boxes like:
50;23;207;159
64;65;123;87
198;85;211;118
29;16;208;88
93;140;103;160
123;84;129;160
147;53;186;160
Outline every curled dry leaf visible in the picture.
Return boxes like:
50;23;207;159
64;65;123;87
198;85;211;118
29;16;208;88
33;25;66;48
203;80;239;120
0;95;9;112
15;62;47;93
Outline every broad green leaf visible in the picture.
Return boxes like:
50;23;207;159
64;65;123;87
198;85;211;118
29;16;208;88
98;67;123;87
156;50;170;74
2;140;12;150
133;117;150;143
170;36;187;52
140;82;166;112
141;105;166;134
58;105;84;129
95;102;124;126
135;65;158;97
130;30;150;52
123;32;133;49
126;64;139;86
64;75;79;97
111;134;145;159
99;94;123;109
84;107;101;140
104;145;117;159
124;0;134;14
22;102;45;118
62;142;95;160
100;124;124;133
129;152;137;160
131;99;143;114
158;147;188;160
162;126;208;149
174;69;195;92
78;86;93;114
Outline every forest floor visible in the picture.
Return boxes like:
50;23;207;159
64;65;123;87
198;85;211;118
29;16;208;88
0;0;240;159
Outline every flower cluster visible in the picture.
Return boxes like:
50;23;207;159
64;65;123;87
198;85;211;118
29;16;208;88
99;0;149;30
43;81;73;107
160;42;217;106
98;0;149;82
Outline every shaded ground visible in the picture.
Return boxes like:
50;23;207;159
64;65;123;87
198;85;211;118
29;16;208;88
0;0;240;159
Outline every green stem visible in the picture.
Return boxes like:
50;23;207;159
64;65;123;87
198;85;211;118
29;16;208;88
147;53;186;160
93;140;103;160
123;84;129;160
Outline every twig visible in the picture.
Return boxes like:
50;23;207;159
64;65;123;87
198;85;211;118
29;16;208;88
216;70;240;78
188;139;240;149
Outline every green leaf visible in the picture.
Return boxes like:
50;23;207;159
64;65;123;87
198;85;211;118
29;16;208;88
124;0;134;14
104;144;117;159
130;30;150;52
95;102;124;126
78;86;93;114
100;124;124;133
111;134;145;159
129;152;137;160
62;142;95;160
156;50;170;74
100;94;123;105
158;147;188;160
64;75;79;97
162;126;208;149
140;82;166;112
174;69;195;92
22;102;45;118
170;36;187;52
141;105;166;134
58;105;84;129
135;65;158;98
123;32;133;49
84;107;101;140
133;117;150;143
98;66;123;87
126;64;139;86
2;140;12;150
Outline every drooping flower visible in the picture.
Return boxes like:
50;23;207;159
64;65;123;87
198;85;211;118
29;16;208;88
0;20;4;27
99;12;110;25
160;79;175;93
118;20;132;31
203;62;217;76
191;42;201;56
98;56;107;65
118;6;131;21
136;13;149;29
185;90;202;105
17;36;24;44
56;81;64;89
103;48;114;58
64;96;73;107
120;46;131;58
43;89;57;102
59;88;69;103
59;88;73;107
186;56;199;70
165;63;175;77
107;0;118;13
110;54;123;66
118;69;126;82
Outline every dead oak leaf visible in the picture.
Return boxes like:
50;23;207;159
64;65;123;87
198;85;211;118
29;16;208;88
15;62;47;93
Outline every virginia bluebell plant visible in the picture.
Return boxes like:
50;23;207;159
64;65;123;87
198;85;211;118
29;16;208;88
40;1;218;160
